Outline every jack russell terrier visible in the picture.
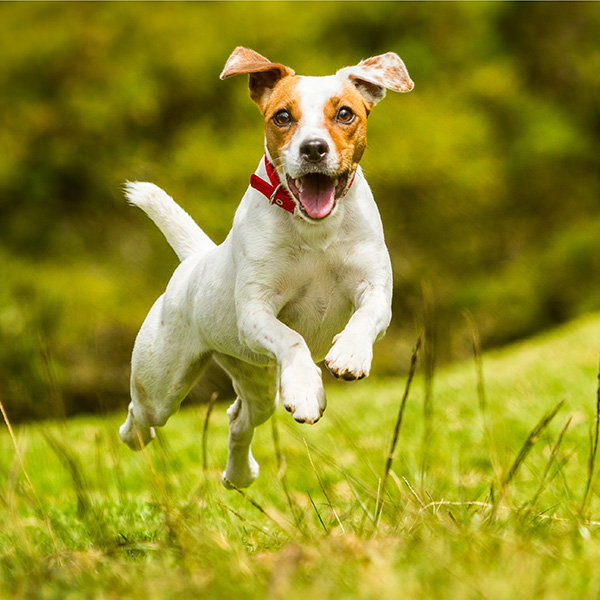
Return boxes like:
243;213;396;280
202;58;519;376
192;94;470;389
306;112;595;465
120;47;413;488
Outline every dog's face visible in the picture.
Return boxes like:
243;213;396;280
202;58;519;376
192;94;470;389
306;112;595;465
221;48;413;222
262;75;368;220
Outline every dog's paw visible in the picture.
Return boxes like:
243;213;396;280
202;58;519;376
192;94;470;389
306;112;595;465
280;357;326;424
222;453;260;489
325;332;373;381
119;419;156;451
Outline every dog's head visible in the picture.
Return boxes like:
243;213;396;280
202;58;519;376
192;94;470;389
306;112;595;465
221;47;413;221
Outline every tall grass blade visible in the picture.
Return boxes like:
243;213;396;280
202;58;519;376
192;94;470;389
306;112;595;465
580;360;600;517
222;476;292;536
38;334;66;423
43;431;93;520
502;401;564;490
488;400;564;523
303;438;345;534
307;491;328;534
347;475;374;523
136;433;194;572
217;501;278;541
0;396;59;553
202;392;218;472
374;337;421;525
107;426;127;502
420;286;436;485
465;310;501;480
138;431;171;507
464;311;486;414
271;414;307;535
525;415;572;512
402;475;426;508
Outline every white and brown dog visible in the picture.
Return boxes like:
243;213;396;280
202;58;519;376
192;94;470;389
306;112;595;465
120;47;413;488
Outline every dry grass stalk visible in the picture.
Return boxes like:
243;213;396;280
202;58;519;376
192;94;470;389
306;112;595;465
0;395;59;553
464;311;502;480
580;360;600;516
374;337;422;525
202;392;218;472
421;287;436;484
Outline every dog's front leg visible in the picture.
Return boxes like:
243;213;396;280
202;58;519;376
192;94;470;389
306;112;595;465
325;286;392;381
238;305;326;424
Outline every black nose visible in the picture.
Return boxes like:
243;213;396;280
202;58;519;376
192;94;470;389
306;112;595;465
300;138;329;162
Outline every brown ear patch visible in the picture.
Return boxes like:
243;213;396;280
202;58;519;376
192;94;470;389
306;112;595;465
220;47;294;80
359;53;414;93
337;52;413;109
220;47;296;112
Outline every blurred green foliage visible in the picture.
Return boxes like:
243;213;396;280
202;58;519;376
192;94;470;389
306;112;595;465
1;2;599;420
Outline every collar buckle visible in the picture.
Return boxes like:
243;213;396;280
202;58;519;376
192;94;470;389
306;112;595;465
250;157;297;214
269;184;284;205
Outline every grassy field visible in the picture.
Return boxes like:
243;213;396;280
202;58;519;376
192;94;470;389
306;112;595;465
3;315;600;599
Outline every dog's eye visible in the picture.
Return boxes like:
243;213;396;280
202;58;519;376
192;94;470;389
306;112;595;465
336;107;355;124
273;110;293;127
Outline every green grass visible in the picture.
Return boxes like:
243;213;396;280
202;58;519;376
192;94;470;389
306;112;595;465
4;314;600;598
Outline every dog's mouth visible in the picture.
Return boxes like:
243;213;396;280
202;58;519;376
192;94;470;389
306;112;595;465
286;172;351;220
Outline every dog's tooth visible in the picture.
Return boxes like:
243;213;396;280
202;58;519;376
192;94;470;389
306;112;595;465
334;178;340;187
295;179;301;189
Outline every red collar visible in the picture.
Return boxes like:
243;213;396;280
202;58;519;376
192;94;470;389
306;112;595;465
250;155;359;215
250;156;297;214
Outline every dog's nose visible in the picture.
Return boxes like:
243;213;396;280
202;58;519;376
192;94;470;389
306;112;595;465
300;138;329;162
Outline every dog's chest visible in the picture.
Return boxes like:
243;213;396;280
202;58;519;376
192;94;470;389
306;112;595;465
275;250;354;361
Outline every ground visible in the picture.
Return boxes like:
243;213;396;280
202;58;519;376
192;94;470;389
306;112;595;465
3;314;600;598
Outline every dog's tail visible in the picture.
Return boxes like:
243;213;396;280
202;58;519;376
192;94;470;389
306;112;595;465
124;182;217;262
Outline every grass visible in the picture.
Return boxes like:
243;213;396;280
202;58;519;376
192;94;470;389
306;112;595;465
4;314;600;598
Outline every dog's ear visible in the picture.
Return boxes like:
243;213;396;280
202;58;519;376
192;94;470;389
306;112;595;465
220;47;295;111
337;52;413;110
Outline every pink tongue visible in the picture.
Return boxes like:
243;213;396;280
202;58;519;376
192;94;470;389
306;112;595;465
299;176;336;219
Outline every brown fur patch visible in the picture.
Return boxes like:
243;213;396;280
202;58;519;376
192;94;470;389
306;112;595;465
262;78;368;174
322;82;369;173
262;77;303;167
220;47;296;112
356;53;413;93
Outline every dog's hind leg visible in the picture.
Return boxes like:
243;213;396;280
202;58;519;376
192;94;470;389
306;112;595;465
215;356;278;489
120;294;212;450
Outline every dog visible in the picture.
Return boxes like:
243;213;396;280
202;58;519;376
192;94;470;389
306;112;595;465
120;47;413;488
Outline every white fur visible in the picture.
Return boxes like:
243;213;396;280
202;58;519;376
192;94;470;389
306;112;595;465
120;55;401;489
124;182;216;261
284;76;342;178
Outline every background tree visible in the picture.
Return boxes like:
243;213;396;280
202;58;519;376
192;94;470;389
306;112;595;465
1;3;599;419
